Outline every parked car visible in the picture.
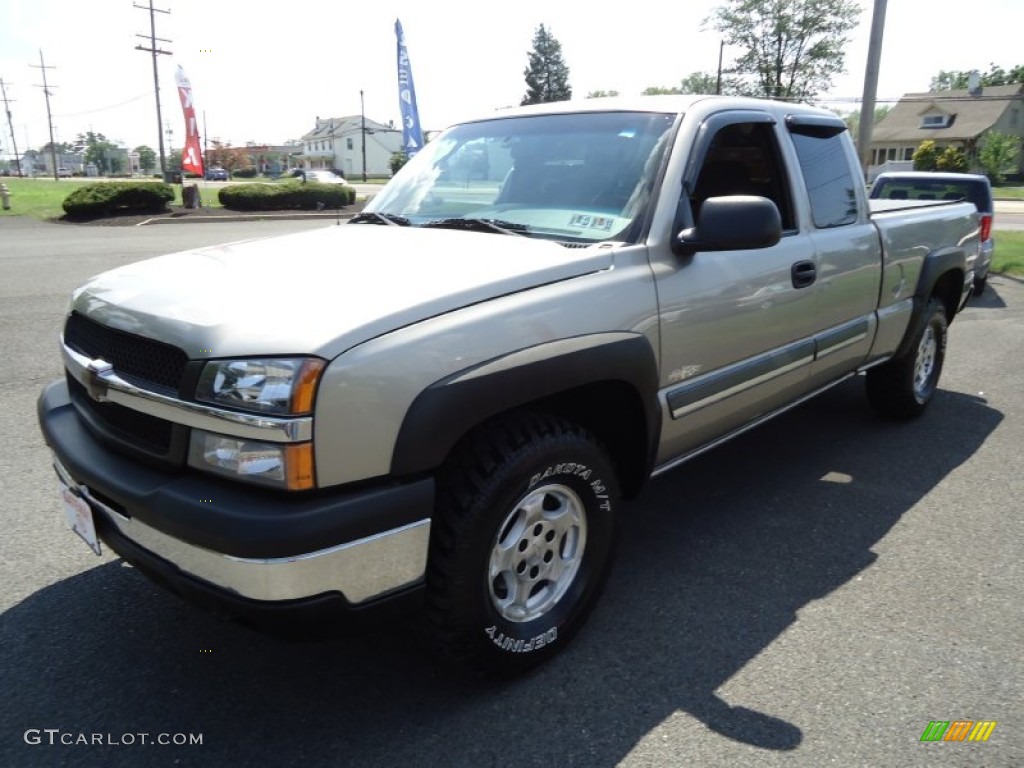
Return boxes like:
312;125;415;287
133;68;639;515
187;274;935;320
304;169;348;185
56;168;71;178
870;172;994;293
204;167;229;181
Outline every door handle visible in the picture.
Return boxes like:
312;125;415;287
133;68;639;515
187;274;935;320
791;260;816;289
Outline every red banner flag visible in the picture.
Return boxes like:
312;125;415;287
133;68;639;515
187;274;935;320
175;66;204;176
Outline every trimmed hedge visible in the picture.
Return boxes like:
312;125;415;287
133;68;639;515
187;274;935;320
62;182;175;218
232;168;258;178
218;181;356;211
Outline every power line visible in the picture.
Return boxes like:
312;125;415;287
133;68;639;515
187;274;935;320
54;92;150;118
134;0;172;180
29;50;59;180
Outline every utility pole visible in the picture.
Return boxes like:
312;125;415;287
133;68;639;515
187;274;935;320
0;79;22;176
29;51;59;180
134;0;172;181
360;89;367;182
857;0;888;179
715;41;724;95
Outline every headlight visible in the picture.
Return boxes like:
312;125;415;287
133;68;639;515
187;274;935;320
188;430;315;490
196;357;325;415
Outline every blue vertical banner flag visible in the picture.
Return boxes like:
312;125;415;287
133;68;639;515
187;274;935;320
395;19;424;157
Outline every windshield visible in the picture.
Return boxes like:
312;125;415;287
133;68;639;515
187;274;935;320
365;111;677;243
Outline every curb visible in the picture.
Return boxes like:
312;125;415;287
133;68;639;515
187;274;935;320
135;211;359;226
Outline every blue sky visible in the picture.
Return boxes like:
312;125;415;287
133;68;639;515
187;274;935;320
1;0;1021;154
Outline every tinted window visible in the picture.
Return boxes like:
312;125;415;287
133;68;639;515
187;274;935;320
871;179;991;212
690;121;795;230
790;132;858;228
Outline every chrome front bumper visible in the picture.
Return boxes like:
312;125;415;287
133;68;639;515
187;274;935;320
54;456;431;606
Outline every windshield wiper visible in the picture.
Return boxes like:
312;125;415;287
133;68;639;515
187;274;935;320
349;211;411;226
420;217;530;236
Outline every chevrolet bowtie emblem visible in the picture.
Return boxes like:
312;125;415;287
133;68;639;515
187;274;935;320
86;359;113;402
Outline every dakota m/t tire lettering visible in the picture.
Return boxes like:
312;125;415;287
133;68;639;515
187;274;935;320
426;412;619;676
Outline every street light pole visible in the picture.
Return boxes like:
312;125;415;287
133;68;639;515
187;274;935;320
360;89;367;182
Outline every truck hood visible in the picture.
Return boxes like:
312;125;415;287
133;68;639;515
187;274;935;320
70;224;614;359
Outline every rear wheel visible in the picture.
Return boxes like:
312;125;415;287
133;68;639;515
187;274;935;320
866;298;948;419
426;413;619;676
974;271;988;295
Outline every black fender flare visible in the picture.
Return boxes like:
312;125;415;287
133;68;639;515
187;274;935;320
896;246;967;358
391;333;661;479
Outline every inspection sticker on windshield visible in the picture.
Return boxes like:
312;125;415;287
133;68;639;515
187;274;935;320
569;214;614;231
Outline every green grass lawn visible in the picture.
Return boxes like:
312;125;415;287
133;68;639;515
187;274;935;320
992;185;1024;200
993;230;1024;276
0;177;223;219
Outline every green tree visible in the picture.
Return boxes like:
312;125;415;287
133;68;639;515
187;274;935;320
207;140;250;173
76;132;120;174
679;72;718;94
41;141;73;154
929;63;1024;91
165;149;182;175
912;140;939;171
976;130;1021;183
935;146;968;172
842;105;891;141
521;24;572;105
389;151;409;175
585;90;620;98
134;145;157;173
708;0;861;102
642;85;683;95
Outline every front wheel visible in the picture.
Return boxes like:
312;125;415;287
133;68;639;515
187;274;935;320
865;297;948;419
426;413;619;676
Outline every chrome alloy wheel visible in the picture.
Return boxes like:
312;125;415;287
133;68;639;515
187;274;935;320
488;483;588;623
913;325;937;398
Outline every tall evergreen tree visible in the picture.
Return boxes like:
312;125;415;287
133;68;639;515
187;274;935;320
521;25;572;105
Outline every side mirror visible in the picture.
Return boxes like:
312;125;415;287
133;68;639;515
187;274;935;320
674;196;782;256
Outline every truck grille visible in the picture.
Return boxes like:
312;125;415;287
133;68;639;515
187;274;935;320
63;313;190;467
67;375;174;454
64;311;187;394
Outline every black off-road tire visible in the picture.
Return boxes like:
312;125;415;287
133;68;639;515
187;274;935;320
865;297;948;419
426;412;619;677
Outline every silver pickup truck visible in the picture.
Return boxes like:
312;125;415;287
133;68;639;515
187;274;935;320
38;96;979;675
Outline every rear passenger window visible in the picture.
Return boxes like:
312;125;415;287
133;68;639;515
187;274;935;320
789;126;858;228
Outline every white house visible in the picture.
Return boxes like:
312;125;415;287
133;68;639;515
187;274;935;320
300;115;403;177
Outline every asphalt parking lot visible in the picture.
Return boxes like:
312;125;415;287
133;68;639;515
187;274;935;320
0;217;1021;767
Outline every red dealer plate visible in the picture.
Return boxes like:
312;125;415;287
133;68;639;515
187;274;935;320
59;482;101;556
